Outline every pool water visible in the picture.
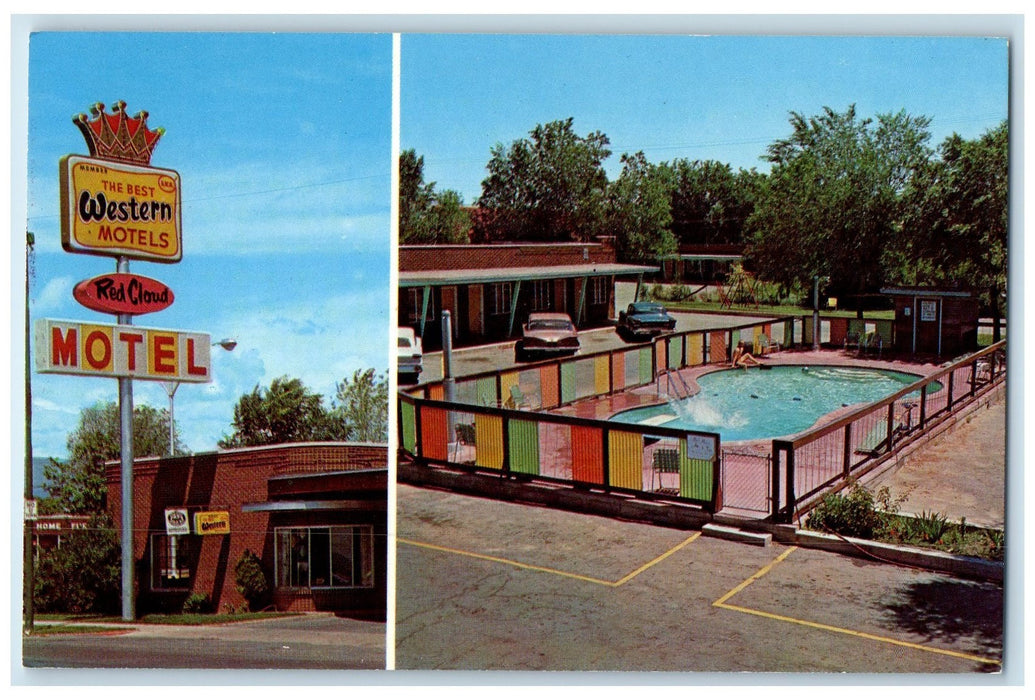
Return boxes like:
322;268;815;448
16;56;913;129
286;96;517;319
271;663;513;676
611;365;932;442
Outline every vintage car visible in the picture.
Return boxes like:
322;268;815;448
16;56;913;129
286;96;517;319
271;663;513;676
397;327;423;383
616;301;678;340
515;312;580;362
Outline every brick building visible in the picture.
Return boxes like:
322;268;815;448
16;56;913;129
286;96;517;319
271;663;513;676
399;239;657;350
105;442;387;618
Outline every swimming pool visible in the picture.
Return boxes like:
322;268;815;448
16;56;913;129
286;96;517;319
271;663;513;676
611;365;934;442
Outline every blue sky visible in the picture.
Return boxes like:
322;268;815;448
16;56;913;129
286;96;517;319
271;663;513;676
24;33;392;458
401;34;1009;203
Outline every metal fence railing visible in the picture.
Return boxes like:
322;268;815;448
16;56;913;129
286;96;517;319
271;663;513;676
771;340;1006;522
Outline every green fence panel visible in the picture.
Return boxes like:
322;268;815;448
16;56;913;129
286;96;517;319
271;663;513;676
400;401;416;453
476;377;497;407
668;337;681;370
679;437;716;502
560;362;577;404
638;347;653;384
508;418;540;476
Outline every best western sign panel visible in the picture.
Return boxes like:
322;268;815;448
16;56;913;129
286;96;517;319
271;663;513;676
60;155;183;263
36;319;211;382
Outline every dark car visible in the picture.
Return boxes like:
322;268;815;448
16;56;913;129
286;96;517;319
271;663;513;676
515;312;580;362
616;301;677;340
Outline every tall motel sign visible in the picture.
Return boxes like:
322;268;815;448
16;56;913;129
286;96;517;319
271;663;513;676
34;102;213;620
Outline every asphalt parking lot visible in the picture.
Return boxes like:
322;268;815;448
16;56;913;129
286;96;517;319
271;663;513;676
395;484;1003;673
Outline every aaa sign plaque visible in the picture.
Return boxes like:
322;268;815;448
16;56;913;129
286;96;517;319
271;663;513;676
60;154;183;263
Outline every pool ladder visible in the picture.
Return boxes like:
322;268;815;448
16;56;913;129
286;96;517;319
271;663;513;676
657;368;693;401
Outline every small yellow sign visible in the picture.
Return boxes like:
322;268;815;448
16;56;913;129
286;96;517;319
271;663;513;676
60;154;182;262
194;511;230;535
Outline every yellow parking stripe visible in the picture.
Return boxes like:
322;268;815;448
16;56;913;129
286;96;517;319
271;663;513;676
613;532;701;586
399;532;700;588
713;545;1001;667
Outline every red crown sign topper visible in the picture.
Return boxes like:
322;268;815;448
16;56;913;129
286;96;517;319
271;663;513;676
73;101;165;165
61;101;182;262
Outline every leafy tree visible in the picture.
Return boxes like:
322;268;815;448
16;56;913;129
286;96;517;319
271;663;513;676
33;513;121;614
475;117;611;242
896;122;1008;340
41;401;174;515
219;376;330;448
746;106;933;313
328;368;389;443
669;159;760;246
607;152;677;262
399;149;471;244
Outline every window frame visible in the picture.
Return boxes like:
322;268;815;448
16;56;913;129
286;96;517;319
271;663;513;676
274;525;376;591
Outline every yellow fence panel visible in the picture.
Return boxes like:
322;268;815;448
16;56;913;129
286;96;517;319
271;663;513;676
594;355;610;395
687;333;703;366
474;414;504;470
608;430;643;491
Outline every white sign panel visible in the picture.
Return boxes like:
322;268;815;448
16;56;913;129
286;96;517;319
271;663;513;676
36;318;211;383
165;508;190;536
685;435;716;461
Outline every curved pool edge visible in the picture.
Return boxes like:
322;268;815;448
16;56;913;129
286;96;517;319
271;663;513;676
608;364;935;447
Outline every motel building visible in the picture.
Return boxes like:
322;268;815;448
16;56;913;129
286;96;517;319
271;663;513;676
104;442;387;619
400;238;658;351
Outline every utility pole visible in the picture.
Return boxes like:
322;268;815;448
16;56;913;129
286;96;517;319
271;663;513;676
24;232;35;635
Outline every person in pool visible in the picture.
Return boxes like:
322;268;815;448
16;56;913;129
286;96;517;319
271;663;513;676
731;343;762;368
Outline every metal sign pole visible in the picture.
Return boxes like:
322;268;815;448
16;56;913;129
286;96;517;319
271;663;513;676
117;255;135;621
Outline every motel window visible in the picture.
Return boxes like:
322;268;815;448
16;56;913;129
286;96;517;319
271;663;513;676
530;280;552;311
275;526;375;590
406;288;435;324
491;282;513;316
150;534;195;591
590;277;609;305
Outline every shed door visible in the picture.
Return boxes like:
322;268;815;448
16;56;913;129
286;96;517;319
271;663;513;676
916;298;941;354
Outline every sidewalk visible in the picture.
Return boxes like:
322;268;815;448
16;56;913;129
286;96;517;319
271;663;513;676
865;389;1006;530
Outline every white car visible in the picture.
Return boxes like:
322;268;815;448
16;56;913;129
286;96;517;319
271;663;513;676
397;327;423;383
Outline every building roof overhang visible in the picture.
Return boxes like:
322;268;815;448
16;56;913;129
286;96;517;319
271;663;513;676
400;262;658;288
241;499;387;513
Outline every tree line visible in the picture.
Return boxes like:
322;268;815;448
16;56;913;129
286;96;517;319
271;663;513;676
401;107;1007;326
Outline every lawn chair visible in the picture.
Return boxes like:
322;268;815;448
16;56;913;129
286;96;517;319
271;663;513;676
505;384;540;410
651;447;680;494
755;334;781;356
451;423;476;463
858;332;883;358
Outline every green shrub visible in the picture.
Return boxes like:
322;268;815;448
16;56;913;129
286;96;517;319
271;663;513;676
181;592;213;614
33;513;121;615
806;485;881;539
234;549;270;611
909;510;950;543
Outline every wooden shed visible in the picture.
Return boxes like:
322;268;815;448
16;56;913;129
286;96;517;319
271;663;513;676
881;287;980;357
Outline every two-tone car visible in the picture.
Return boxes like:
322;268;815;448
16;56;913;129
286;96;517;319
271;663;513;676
616;301;678;340
397;327;423;384
515;312;580;362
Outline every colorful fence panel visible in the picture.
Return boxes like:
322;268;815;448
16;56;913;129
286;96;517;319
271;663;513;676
474;413;504;470
571;425;605;485
419;405;449;462
508;417;540;475
607;430;643;491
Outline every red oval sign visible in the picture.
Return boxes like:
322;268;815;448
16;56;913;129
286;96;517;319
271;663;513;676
73;273;175;315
